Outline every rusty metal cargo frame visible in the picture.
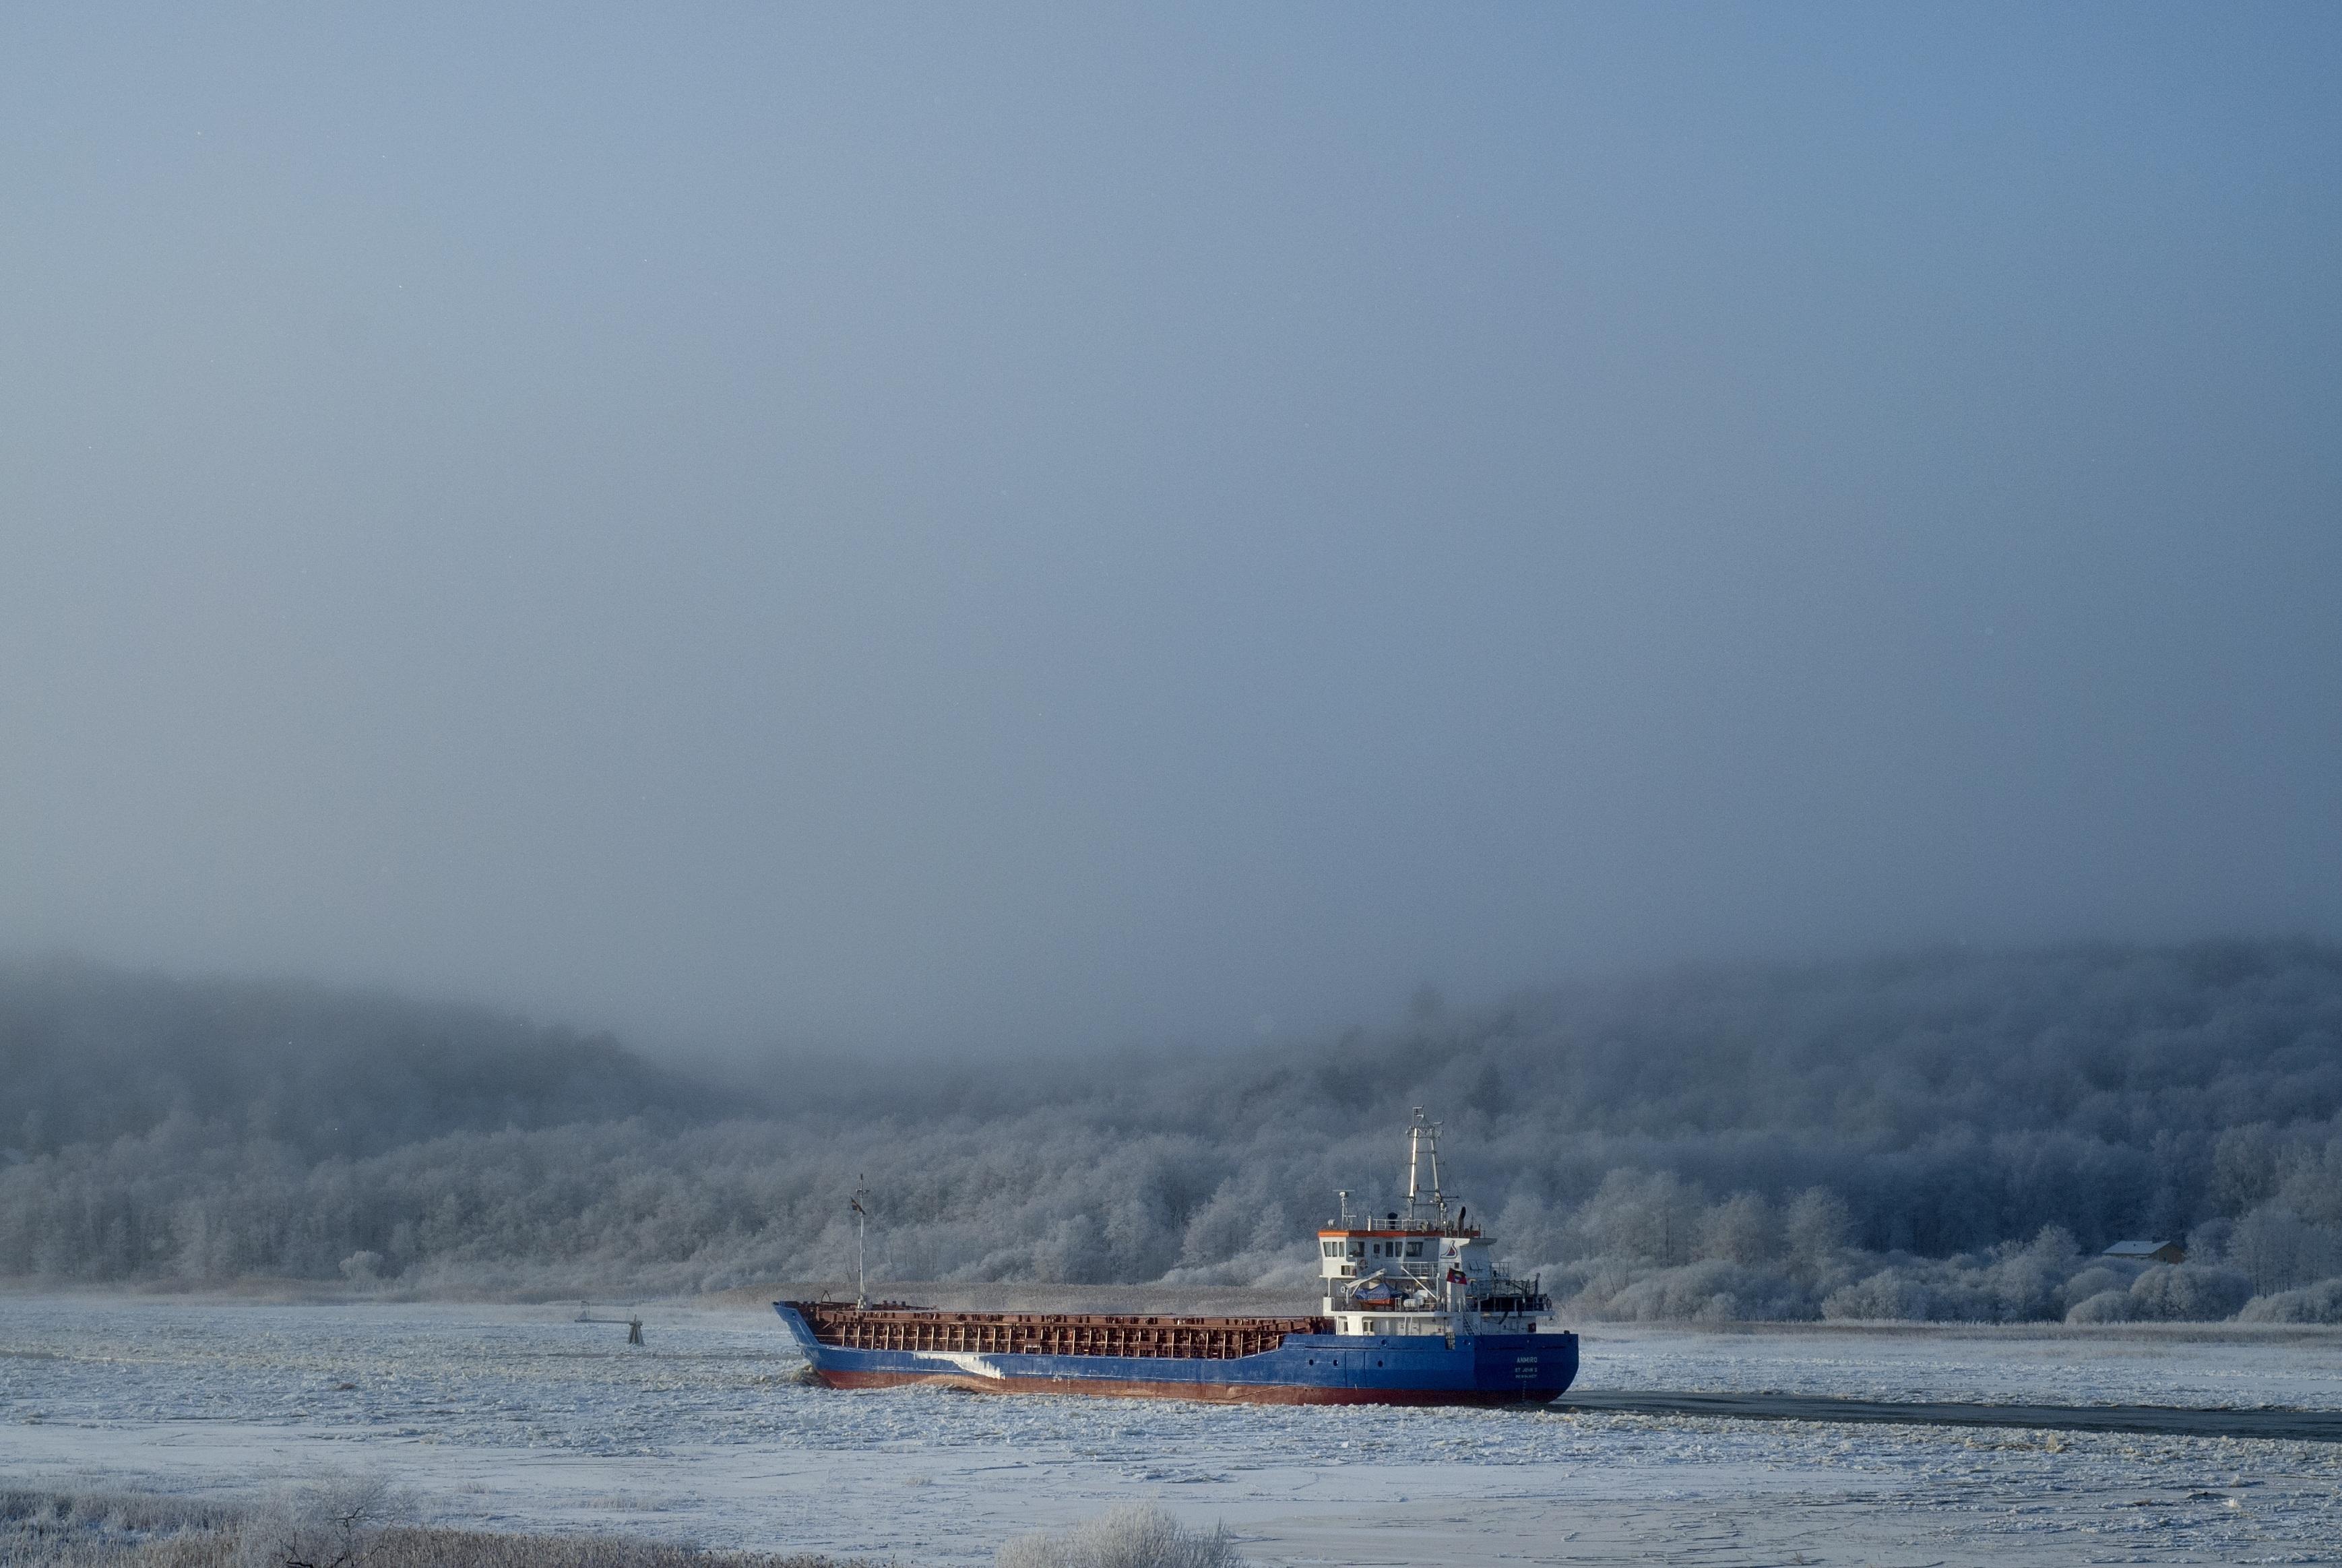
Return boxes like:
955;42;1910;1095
790;1303;1334;1360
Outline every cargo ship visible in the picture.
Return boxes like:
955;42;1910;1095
774;1111;1576;1405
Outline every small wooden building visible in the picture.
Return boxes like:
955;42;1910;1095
2103;1238;2186;1265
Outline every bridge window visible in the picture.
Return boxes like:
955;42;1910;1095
1321;1241;1341;1258
1405;1242;1424;1258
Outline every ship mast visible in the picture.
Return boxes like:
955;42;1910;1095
1403;1107;1447;1227
850;1179;869;1309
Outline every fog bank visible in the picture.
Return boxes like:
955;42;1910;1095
7;942;2341;1323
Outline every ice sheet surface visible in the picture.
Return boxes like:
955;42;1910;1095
1579;1320;2342;1410
5;1298;2341;1565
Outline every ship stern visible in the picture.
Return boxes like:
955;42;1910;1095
1473;1330;1577;1402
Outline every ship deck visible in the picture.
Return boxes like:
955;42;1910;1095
787;1301;1335;1360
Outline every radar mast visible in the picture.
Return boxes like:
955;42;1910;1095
1403;1107;1448;1227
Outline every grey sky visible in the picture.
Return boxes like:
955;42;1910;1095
3;5;2337;1055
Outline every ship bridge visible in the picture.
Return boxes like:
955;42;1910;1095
1315;1110;1548;1337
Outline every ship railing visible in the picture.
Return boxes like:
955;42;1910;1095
1337;1294;1444;1312
1475;1273;1552;1317
1321;1218;1482;1236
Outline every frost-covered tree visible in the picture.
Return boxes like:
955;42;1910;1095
7;941;2342;1323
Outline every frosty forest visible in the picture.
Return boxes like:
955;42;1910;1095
7;941;2342;1325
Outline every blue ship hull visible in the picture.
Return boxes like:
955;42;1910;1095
775;1303;1577;1406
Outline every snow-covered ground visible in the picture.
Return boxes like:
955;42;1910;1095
5;1296;2341;1565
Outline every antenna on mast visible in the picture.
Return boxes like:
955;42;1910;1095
850;1178;870;1309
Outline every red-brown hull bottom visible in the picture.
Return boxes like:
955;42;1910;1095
809;1367;1561;1406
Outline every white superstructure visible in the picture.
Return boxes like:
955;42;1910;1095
1316;1109;1548;1337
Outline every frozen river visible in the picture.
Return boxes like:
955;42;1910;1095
5;1296;2341;1565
